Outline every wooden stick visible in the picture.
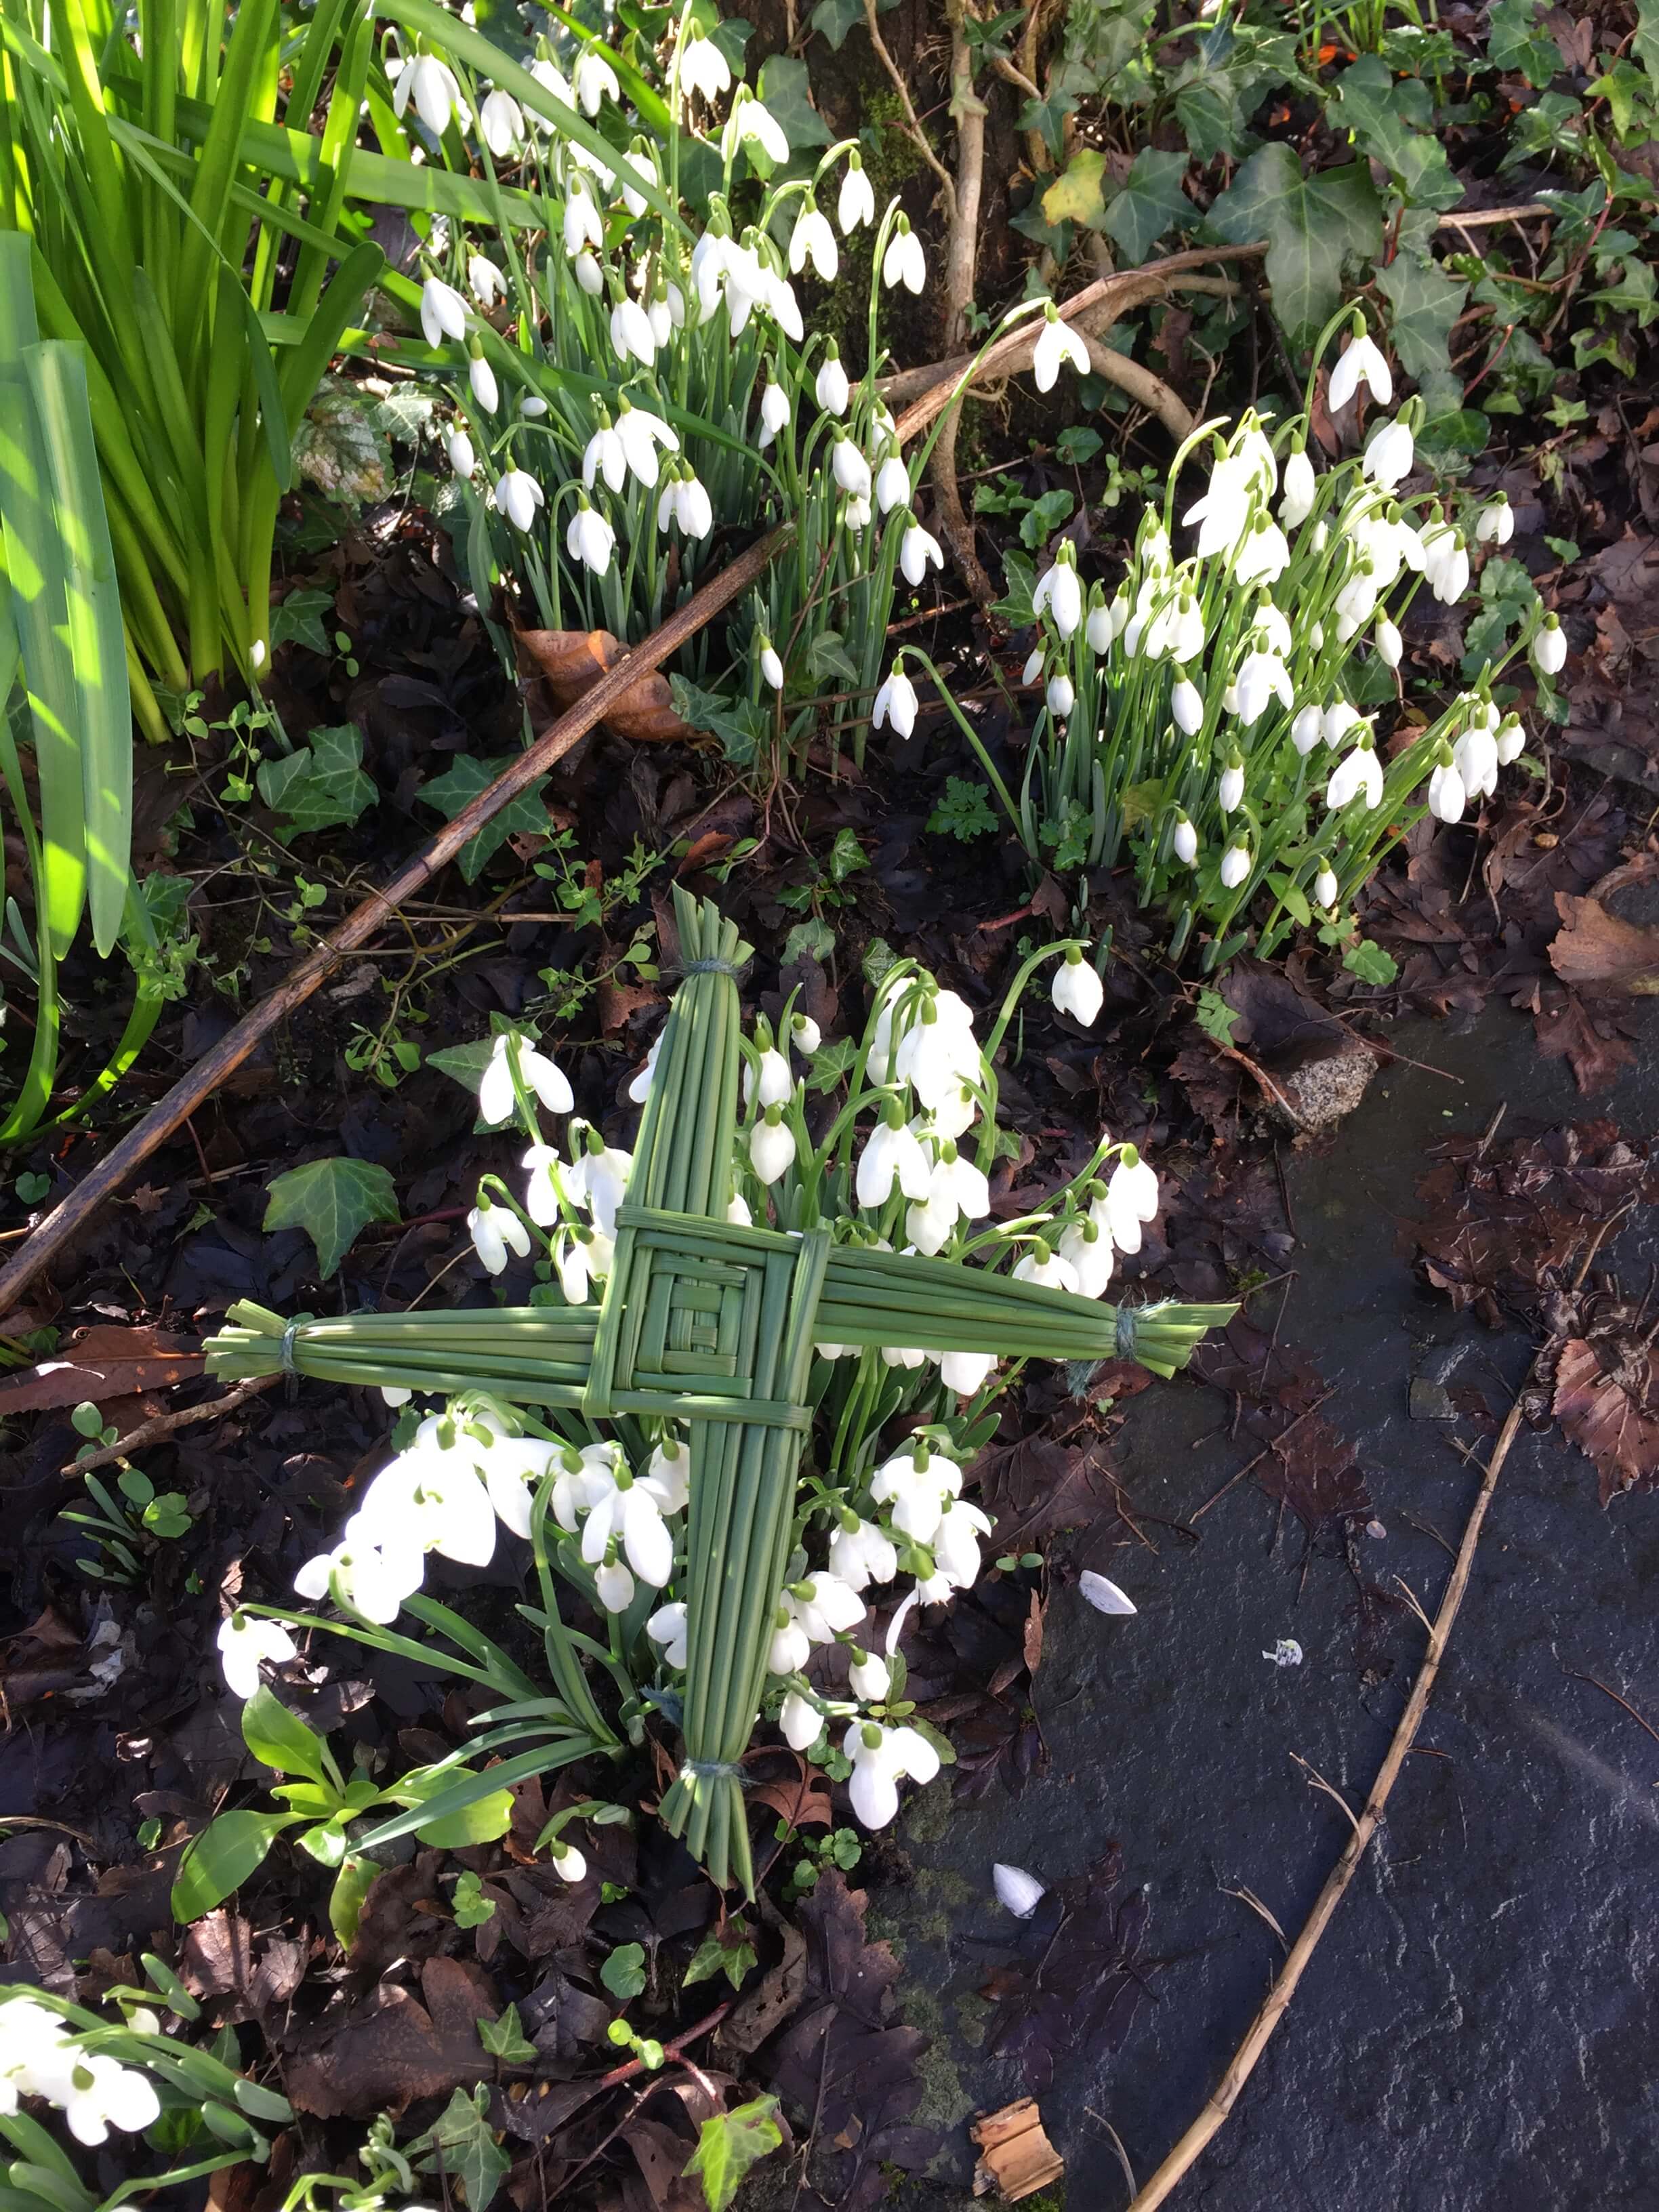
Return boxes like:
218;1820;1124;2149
60;1374;276;1474
1122;1389;1524;2210
0;529;788;1324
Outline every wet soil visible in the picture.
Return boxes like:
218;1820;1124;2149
878;994;1659;2211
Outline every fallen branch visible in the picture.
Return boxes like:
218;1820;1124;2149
0;529;789;1324
1122;1383;1527;2209
61;1375;276;1475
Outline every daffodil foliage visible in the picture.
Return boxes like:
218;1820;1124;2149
205;895;1231;1889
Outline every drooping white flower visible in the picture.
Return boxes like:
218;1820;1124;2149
647;1600;689;1668
1033;554;1082;640
1033;310;1090;392
1376;617;1403;669
882;221;926;293
1290;703;1324;756
1235;649;1293;726
815;348;850;416
1495;715;1525;766
563;185;603;256
1058;1216;1113;1296
1220;840;1251;890
1172;814;1198;865
293;1528;424;1625
790;204;839;282
56;2053;163;2148
1314;862;1340;910
419;276;468;347
1170;678;1204;737
838;156;876;234
857;1115;932;1208
832;438;872;497
573;47;619;115
468;253;507;308
758;380;792;448
760;638;785;691
468;351;499;413
1326;743;1384;812
1364;417;1414;490
1184;453;1261;556
527;56;573;114
750;1111;796;1185
565;1134;633;1237
1475;495;1514;546
900;519;944;588
395;53;464;137
573;249;605;297
582;1474;676;1588
1051;948;1103;1026
217;1612;296;1700
1078;1570;1137;1616
872;663;919;738
1015;1245;1080;1292
1279;446;1317;527
722;92;790;165
479;87;523;157
1044;672;1073;718
1233;515;1291;586
1218;760;1245;814
1533;615;1567;675
1328;326;1392;412
933;1498;992;1586
848;1647;891;1702
844;1720;940;1828
361;1419;508;1570
1453;721;1499;798
1420;520;1469;604
495;467;544;533
830;1516;899;1591
596;1558;634;1611
1086;600;1115;655
939;1347;997;1396
874;450;911;516
870;1447;960;1542
678;26;733;106
567;498;615;574
1427;760;1466;823
994;1862;1048;1917
1322;700;1363;750
480;1031;572;1124
780;1692;823;1751
609;297;657;367
468;1200;532;1275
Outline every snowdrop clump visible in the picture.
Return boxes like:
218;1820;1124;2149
388;10;958;777
932;306;1558;968
0;1994;161;2147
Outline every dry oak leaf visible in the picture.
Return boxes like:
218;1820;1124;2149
1552;1336;1659;1504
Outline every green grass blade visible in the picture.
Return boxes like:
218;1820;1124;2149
27;340;130;956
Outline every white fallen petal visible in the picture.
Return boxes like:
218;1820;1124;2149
993;1862;1047;1918
1078;1570;1136;1617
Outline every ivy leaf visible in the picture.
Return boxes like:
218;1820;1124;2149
756;56;831;149
1488;0;1562;87
808;0;863;48
1328;56;1461;209
1170;22;1299;160
670;675;769;772
478;2001;535;2061
1203;145;1382;346
1103;146;1193;264
1374;248;1467;382
416;756;550;883
990;548;1038;627
783;916;836;966
682;2096;783;2212
269;588;333;657
1041;147;1107;228
417;2085;510;2211
1634;0;1659;78
263;1156;400;1279
256;723;377;838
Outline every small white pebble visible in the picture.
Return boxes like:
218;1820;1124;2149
1263;1638;1303;1668
1365;1520;1387;1540
1078;1571;1136;1617
993;1863;1047;1918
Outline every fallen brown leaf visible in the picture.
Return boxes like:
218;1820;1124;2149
0;1324;203;1415
1552;1336;1659;1504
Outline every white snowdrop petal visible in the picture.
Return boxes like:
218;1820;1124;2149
1078;1570;1137;1616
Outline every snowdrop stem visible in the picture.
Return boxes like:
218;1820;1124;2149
528;1469;624;1740
1302;297;1368;422
896;649;1024;842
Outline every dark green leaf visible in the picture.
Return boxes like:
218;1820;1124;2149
1203;146;1382;346
809;0;862;49
171;1811;298;1923
417;756;551;883
756;56;831;150
1488;0;1562;86
1102;146;1193;264
256;723;377;837
328;1853;380;1948
421;2085;510;2211
1374;248;1467;382
1328;56;1460;209
600;1941;647;1999
669;676;769;772
269;588;333;657
990;548;1038;627
263;1156;400;1280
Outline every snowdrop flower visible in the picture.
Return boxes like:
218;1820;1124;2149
295;1528;424;1625
480;1030;572;1124
546;1444;616;1532
844;1720;939;1828
468;254;507;308
830;1515;899;1591
468;350;499;413
1033;306;1090;391
566;1132;633;1237
1233;514;1291;586
767;1605;812;1673
495;467;544;533
882;218;926;293
848;1647;891;1702
1453;721;1499;798
939;1348;997;1396
1172;813;1198;865
872;663;919;738
844;493;872;531
1220;840;1251;890
815;345;850;416
573;47;619;115
1376;617;1403;669
445;428;475;478
1475;494;1514;546
1290;703;1324;756
723;91;790;165
875;449;911;516
549;1227;602;1304
750;1108;796;1185
745;1048;794;1111
1058;1215;1113;1296
1322;701;1362;750
478;88;523;157
564;185;603;255
922;1142;991;1231
615;403;680;489
1533;614;1567;675
1046;672;1074;718
1280;446;1317;527
760;636;785;691
468;1198;531;1274
933;1498;992;1586
788;1574;867;1646
1086;600;1115;655
567;496;615;575
596;1559;634;1611
1364;416;1414;489
1234;651;1292;725
1420;520;1469;604
1496;715;1525;766
679;25;732;104
647;1601;688;1669
790;204;839;282
871;1446;960;1542
419;276;468;346
1033;550;1082;639
573;249;604;297
610;297;657;366
790;1012;822;1055
217;1612;296;1700
1051;947;1103;1025
838;153;876;233
582;1473;676;1588
1079;1570;1137;1616
1314;861;1340;910
900;518;944;587
1022;647;1046;687
395;53;464;137
781;1692;823;1751
548;1839;588;1882
367;1419;514;1567
617;147;660;220
583;415;627;495
56;2053;163;2147
1328;323;1392;411
1326;742;1384;811
1427;759;1466;823
832;438;872;497
1015;1244;1080;1292
528;55;573;112
1218;759;1244;813
758;379;792;448
857;1111;932;1207
1170;678;1204;737
1184;453;1261;556
994;1863;1047;1917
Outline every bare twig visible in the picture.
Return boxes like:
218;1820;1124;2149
926;0;993;602
1122;1385;1527;2210
0;529;791;1324
863;0;956;210
1076;325;1195;438
62;1376;276;1475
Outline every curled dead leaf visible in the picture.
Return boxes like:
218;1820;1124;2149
515;626;693;745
